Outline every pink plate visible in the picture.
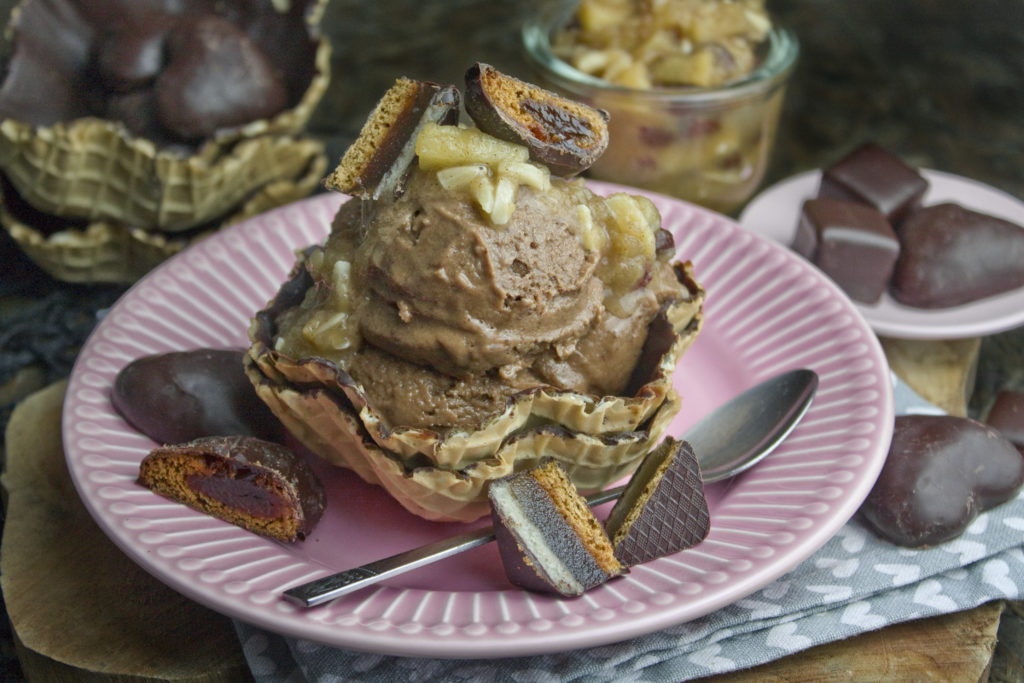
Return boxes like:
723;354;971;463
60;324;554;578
63;182;893;659
739;169;1024;339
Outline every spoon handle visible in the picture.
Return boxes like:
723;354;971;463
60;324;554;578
284;526;496;606
284;484;627;607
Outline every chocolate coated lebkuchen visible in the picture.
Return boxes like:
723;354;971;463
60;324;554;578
138;435;326;542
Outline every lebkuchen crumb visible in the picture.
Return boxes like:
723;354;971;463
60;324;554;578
532;462;623;577
464;62;609;177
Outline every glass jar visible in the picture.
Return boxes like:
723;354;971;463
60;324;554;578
523;3;799;215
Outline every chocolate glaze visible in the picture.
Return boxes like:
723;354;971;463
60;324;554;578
104;89;164;142
93;12;176;92
859;415;1024;548
112;348;284;445
605;438;710;567
216;0;321;105
623;306;676;396
890;202;1024;308
155;14;287;141
0;0;94;125
464;62;609;177
818;142;929;225
624;262;702;395
654;228;676;257
252;248;318;346
139;434;326;541
793;197;900;304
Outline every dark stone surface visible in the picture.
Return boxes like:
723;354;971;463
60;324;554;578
307;0;1024;206
1;0;1024;678
765;0;1024;202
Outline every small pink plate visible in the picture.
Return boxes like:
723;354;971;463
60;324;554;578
739;169;1024;339
63;182;893;658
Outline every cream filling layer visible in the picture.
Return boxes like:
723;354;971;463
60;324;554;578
490;484;583;594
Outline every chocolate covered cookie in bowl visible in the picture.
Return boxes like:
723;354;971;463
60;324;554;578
246;64;705;523
523;0;798;215
0;0;331;283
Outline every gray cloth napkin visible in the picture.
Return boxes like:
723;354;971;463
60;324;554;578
234;374;1024;681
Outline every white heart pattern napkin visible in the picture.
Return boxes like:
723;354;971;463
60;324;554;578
234;374;1024;681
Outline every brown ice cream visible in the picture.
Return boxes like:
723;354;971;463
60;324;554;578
351;170;602;377
247;70;704;521
272;163;691;431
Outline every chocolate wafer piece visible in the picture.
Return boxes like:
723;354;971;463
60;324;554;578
604;438;710;567
792;197;900;304
489;459;624;596
324;77;460;200
464;62;609;177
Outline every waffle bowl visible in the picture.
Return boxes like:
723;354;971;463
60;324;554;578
0;0;331;233
246;251;704;522
250;370;685;522
0;145;326;283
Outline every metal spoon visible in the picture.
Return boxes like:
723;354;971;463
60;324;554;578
284;367;818;608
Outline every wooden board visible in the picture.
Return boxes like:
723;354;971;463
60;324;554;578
704;602;1003;682
0;381;251;682
880;336;981;417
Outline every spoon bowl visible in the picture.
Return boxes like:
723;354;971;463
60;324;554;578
581;367;817;507
285;367;819;607
690;367;819;482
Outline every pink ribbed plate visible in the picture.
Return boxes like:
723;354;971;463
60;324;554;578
63;182;893;658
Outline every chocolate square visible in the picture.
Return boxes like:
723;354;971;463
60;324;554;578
794;198;900;304
818;143;929;225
